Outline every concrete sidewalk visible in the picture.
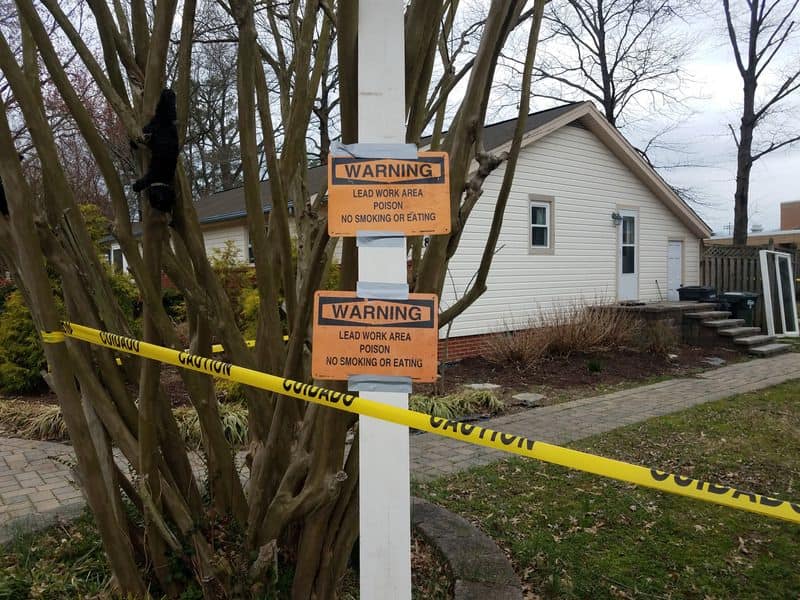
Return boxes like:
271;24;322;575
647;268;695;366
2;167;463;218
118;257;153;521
1;352;799;542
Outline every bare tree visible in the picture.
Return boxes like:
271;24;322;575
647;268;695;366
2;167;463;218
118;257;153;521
527;0;692;127
184;1;244;195
187;43;243;194
0;0;546;597
723;0;800;245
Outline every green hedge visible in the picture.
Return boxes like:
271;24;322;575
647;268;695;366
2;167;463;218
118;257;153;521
0;291;46;394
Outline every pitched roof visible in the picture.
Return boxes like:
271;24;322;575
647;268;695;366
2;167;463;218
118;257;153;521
189;102;585;224
187;101;711;237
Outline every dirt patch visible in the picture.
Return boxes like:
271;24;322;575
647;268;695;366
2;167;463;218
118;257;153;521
418;345;746;409
2;346;746;415
0;391;58;406
0;365;194;408
160;366;193;407
337;533;453;599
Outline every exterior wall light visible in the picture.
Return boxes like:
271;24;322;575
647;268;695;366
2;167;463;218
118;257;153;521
611;212;623;226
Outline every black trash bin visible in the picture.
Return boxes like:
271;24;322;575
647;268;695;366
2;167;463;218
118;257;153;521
719;292;760;327
677;285;717;302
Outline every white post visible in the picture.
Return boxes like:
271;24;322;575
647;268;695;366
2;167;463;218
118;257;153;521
356;1;411;598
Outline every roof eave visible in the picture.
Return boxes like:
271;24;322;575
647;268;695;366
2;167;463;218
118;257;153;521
577;106;712;238
483;102;713;239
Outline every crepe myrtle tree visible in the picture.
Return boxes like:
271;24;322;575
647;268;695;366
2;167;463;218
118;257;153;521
0;0;544;597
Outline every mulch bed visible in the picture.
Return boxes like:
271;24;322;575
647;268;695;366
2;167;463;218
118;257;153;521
2;346;745;414
337;533;453;599
417;345;746;408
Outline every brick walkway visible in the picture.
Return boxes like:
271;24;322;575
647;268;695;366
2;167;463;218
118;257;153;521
410;352;800;480
1;353;799;542
0;438;82;542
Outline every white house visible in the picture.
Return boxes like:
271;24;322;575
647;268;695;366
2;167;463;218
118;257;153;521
108;181;305;272
110;102;711;357
437;102;711;349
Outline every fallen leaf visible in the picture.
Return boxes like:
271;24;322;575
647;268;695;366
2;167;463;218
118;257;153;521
738;537;749;555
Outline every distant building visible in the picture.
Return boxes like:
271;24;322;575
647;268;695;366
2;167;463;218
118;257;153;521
706;200;800;250
781;200;800;230
706;228;800;250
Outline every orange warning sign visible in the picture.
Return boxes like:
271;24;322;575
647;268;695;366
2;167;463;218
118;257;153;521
327;151;451;237
312;291;439;382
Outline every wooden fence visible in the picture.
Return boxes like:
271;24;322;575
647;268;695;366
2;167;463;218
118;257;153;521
701;245;800;293
700;244;800;328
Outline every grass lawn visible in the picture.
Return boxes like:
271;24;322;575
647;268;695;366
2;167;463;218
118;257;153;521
0;513;111;598
0;513;450;599
415;380;800;599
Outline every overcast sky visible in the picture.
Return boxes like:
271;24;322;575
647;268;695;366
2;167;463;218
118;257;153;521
524;11;800;235
615;19;799;234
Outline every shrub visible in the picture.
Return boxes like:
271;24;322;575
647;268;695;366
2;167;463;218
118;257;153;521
240;287;260;339
410;389;504;419
486;300;643;368
544;302;641;356
162;286;186;323
1;398;251;448
0;277;15;312
78;202;111;247
324;262;341;290
20;405;68;440
0;291;46;394
485;325;551;367
106;266;142;325
0;401;68;441
215;379;247;404
211;241;253;323
175;402;249;448
410;394;459;419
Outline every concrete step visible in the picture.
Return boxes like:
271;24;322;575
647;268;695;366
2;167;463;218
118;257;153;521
749;343;792;357
734;334;776;347
703;318;746;329
685;311;731;321
718;326;761;337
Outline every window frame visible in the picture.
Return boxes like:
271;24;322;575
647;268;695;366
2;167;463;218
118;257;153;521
528;194;555;255
621;215;636;274
112;247;124;272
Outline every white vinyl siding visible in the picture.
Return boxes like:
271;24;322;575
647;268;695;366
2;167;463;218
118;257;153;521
204;224;248;263
440;124;701;339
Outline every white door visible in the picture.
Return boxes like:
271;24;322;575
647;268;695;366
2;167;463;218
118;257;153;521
667;240;683;301
618;210;638;300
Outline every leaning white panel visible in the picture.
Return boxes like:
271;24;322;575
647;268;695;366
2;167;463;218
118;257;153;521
759;249;799;337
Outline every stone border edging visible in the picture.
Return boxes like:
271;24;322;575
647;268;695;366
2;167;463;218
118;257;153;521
0;501;85;545
411;496;522;600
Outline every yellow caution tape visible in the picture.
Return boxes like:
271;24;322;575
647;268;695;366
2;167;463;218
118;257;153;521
43;321;800;525
40;330;67;344
210;340;256;353
208;338;288;354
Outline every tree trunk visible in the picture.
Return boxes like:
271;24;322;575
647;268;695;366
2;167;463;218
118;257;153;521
733;77;757;246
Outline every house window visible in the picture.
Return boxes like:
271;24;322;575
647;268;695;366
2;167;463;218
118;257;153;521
112;248;123;272
621;216;635;274
529;195;554;254
248;226;267;264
